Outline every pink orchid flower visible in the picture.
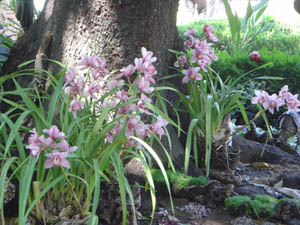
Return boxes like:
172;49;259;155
251;90;269;108
279;85;293;100
26;144;41;157
208;49;218;61
69;99;84;118
143;62;157;83
45;151;70;169
184;36;196;49
91;69;105;80
39;135;53;149
90;56;107;71
107;79;124;91
43;125;66;140
28;128;40;145
286;94;300;111
174;55;187;68
126;118;140;136
88;82;101;99
207;32;219;42
118;104;136;115
60;139;77;153
107;126;121;143
141;47;157;63
117;64;135;78
65;67;76;85
203;25;218;42
148;116;168;139
184;28;196;38
134;58;144;73
78;55;93;70
137;77;154;93
264;94;284;114
116;90;130;102
182;67;202;83
138;94;152;114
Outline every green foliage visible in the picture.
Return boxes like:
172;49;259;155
225;195;280;219
218;0;271;53
250;195;276;218
177;15;300;55
0;52;174;224
151;169;207;190
225;196;252;216
212;48;300;96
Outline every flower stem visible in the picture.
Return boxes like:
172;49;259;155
61;167;84;218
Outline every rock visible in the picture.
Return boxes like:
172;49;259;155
233;185;268;198
232;135;300;164
272;200;300;224
282;173;300;189
274;187;300;202
125;158;146;185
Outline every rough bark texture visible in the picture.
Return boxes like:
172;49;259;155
1;0;187;168
3;0;181;73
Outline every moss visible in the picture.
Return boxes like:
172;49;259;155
225;196;252;216
225;195;283;218
250;195;276;218
190;176;208;186
151;169;208;190
151;169;167;184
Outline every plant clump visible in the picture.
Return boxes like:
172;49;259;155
250;195;277;218
225;195;291;219
225;196;252;216
151;169;208;190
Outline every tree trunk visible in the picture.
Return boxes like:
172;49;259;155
1;0;187;168
3;0;181;74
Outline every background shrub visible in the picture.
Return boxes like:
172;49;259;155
177;16;300;54
212;48;300;96
178;16;300;101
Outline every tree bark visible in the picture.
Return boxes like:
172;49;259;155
3;0;181;74
1;0;187;168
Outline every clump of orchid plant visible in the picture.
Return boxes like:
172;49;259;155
63;47;169;148
24;47;172;224
171;25;238;176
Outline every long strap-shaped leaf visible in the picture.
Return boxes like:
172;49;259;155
0;157;17;223
184;118;199;175
205;95;213;177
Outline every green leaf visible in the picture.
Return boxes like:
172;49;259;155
243;0;253;29
13;79;49;127
25;175;65;220
88;160;101;225
252;0;269;12
111;153;127;225
184;119;199;175
2;110;31;160
131;137;174;214
18;157;36;225
0;157;17;213
47;70;65;123
205;95;213;177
